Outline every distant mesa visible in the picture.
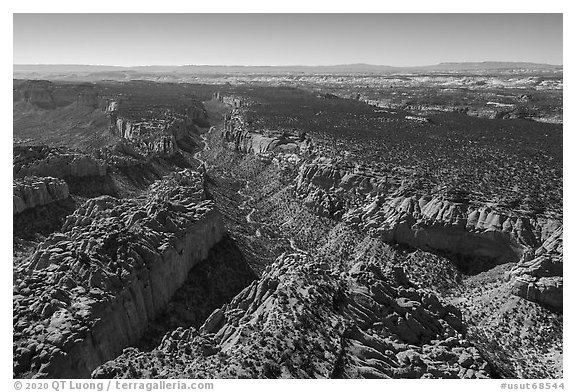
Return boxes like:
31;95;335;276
13;61;562;79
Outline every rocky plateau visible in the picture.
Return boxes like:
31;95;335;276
13;78;563;380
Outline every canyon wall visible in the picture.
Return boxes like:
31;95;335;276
13;177;70;215
13;169;226;378
106;100;207;157
94;252;491;379
297;158;563;308
507;227;563;310
295;158;560;265
14;146;108;179
217;101;562;309
222;108;313;155
13;80;105;109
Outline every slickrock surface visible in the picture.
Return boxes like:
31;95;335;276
14;145;108;179
93;252;490;379
507;227;563;309
13;177;70;215
13;169;226;378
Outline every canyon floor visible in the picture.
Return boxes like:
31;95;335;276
13;76;563;379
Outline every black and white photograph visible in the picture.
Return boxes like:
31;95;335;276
8;5;568;388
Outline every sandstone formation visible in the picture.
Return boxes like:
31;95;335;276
75;91;99;107
13;80;55;107
295;158;391;219
106;99;207;157
343;194;559;264
13;177;70;215
222;108;313;155
13;80;105;109
507;227;563;309
213;92;244;108
13;169;226;378
217;101;562;279
13;79;562;380
293;157;561;268
94;252;491;379
14;145;108;179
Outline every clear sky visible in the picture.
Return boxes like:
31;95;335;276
13;13;563;66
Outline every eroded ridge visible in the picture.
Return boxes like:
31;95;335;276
14;145;108;179
507;226;563;309
13;176;70;215
94;252;490;379
107;99;207;158
294;156;562;305
222;107;314;156
13;169;226;378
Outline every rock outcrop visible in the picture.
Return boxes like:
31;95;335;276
214;92;244;108
507;227;563;309
343;194;558;265
295;158;391;219
13;80;55;107
13;169;226;378
294;157;561;268
222;108;313;156
93;252;491;379
112;117;178;156
106;100;207;157
13;80;105;109
14;145;108;179
13;177;70;215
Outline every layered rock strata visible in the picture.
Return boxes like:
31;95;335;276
222;108;313;155
343;194;559;264
107;101;207;157
14;80;104;109
293;156;562;309
94;253;490;379
13;177;70;215
507;227;563;309
13;169;226;378
14;145;107;179
295;158;560;265
213;92;244;108
295;157;393;219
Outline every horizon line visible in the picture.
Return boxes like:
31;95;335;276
13;61;564;68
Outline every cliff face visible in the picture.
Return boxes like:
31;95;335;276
295;158;391;219
343;195;559;264
13;80;104;109
287;148;563;309
13;169;226;378
213;92;243;108
14;146;108;179
294;157;560;267
13;177;70;215
94;252;491;379
222;108;313;155
507;227;563;309
106;100;206;157
112;117;178;156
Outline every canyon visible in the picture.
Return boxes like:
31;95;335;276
13;75;563;379
14;170;225;378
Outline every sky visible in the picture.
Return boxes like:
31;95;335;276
13;13;563;66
